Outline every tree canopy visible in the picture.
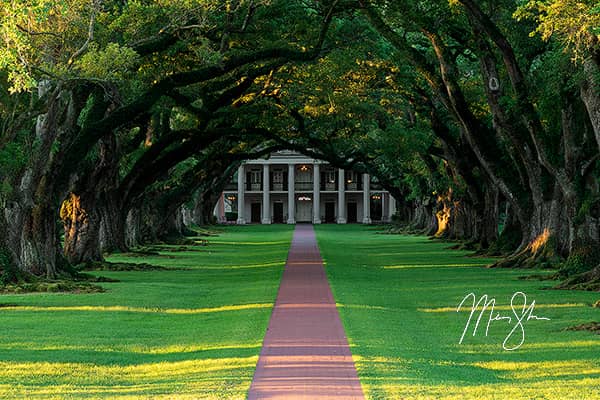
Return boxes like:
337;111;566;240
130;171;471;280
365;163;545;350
1;0;599;288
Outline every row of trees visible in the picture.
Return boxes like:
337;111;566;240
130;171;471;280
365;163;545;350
0;0;340;278
1;0;599;287
259;0;600;284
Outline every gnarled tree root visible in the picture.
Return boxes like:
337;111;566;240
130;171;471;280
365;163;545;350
81;261;172;271
489;250;558;269
564;322;600;334
0;279;106;294
554;266;600;291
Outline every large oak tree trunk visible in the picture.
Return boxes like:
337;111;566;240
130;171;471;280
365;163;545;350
61;193;102;265
2;85;91;277
581;58;600;153
62;134;121;263
4;200;64;278
99;192;129;253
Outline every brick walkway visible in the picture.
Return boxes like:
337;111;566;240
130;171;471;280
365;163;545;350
247;224;364;399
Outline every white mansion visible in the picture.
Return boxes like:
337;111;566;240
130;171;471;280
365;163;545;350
215;151;396;224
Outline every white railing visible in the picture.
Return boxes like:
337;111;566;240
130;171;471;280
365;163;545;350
295;182;313;191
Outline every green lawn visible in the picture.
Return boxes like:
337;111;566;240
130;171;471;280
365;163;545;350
2;224;598;399
0;225;293;399
315;224;600;400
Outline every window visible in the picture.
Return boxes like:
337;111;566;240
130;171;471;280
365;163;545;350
250;169;261;184
273;170;284;184
345;170;357;184
326;170;335;184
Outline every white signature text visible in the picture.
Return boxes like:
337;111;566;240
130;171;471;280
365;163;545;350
457;291;550;351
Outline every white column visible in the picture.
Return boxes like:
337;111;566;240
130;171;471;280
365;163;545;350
287;163;295;224
388;193;397;222
262;164;271;224
218;193;226;223
313;163;321;224
337;168;346;224
236;165;245;224
362;173;371;224
381;192;386;222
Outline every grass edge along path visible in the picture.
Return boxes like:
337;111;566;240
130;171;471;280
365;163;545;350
0;224;293;400
315;224;600;400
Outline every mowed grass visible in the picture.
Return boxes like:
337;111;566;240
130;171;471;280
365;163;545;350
315;224;600;400
0;225;293;399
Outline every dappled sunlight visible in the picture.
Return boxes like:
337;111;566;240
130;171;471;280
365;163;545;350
0;356;257;399
375;252;470;256
336;303;389;311
0;357;258;380
434;192;453;237
472;360;600;379
355;346;600;395
454;340;600;355
210;241;290;246
361;378;600;400
132;343;262;355
0;385;246;400
315;225;600;400
353;355;409;367
0;342;262;355
529;228;551;254
196;261;285;270
519;340;600;349
0;303;272;314
383;263;486;269
0;225;292;399
420;302;587;313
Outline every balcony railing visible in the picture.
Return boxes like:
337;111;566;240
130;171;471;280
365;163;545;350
271;183;287;191
232;180;378;192
345;182;363;191
370;182;384;190
295;181;313;191
246;182;263;191
321;182;337;191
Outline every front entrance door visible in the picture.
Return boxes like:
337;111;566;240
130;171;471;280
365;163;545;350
370;196;382;221
325;202;335;223
273;202;284;223
251;203;261;223
296;197;313;222
347;202;357;223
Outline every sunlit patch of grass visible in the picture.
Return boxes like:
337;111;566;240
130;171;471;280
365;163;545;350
472;360;600;379
316;224;600;400
420;302;587;313
195;261;286;270
456;339;600;355
0;224;294;399
383;263;486;269
361;380;600;400
210;241;291;246
0;356;258;380
0;303;271;314
336;303;390;311
0;342;263;356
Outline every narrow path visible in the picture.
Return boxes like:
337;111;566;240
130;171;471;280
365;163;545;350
248;224;364;400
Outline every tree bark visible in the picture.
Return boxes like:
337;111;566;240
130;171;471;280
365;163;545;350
61;192;102;265
581;57;600;153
